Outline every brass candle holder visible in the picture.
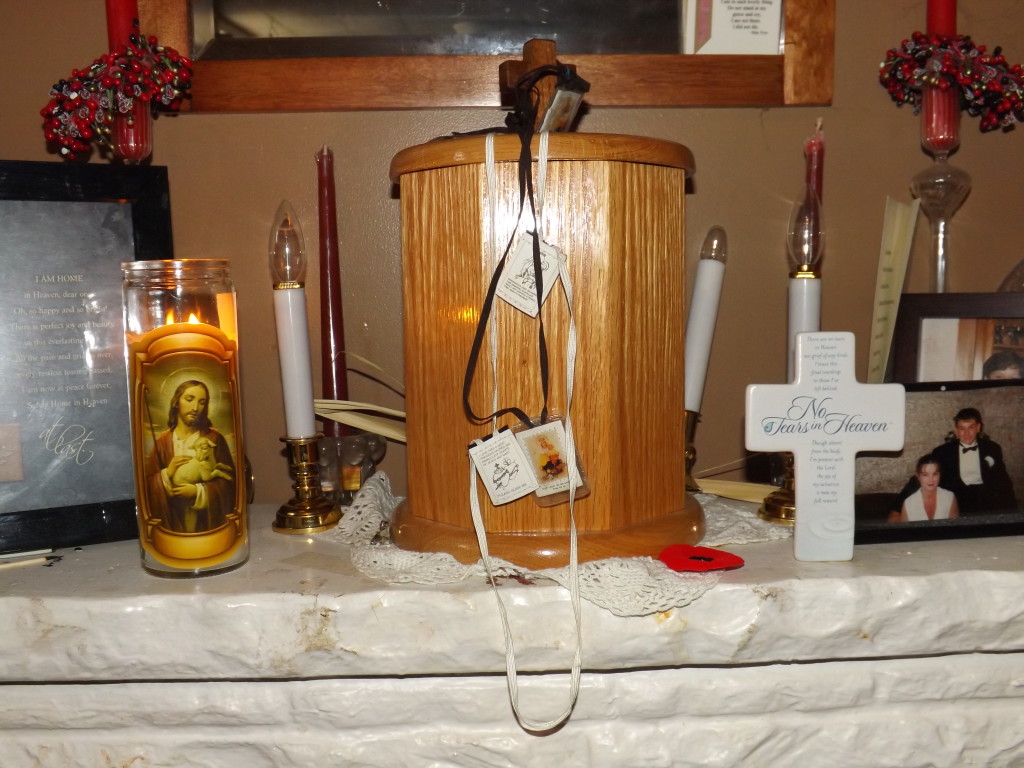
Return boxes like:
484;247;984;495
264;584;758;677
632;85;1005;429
684;409;701;494
759;453;796;524
273;435;343;534
683;409;706;531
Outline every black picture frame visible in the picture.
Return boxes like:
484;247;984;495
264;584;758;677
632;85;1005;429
890;293;1024;383
0;160;173;554
855;379;1024;544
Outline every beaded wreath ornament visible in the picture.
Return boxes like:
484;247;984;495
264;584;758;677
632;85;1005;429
41;34;192;160
880;32;1024;132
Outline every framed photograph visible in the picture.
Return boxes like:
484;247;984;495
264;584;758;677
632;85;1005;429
0;160;173;554
855;379;1024;543
890;293;1024;383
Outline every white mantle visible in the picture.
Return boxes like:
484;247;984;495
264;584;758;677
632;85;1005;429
2;503;1024;766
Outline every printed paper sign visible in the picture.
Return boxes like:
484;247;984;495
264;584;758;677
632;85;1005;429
496;235;564;317
469;428;539;506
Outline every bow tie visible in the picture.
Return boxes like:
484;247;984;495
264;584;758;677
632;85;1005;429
962;445;979;453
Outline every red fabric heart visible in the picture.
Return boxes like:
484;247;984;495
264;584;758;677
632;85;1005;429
659;544;744;572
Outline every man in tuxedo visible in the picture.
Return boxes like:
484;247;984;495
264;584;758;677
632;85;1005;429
929;407;1018;516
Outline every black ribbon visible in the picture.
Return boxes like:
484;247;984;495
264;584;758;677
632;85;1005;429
462;65;587;430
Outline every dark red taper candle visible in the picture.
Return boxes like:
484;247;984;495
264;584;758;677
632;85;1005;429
316;146;350;437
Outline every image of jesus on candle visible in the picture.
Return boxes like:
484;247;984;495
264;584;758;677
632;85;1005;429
143;379;236;533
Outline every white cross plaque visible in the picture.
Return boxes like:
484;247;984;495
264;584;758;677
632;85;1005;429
746;332;905;561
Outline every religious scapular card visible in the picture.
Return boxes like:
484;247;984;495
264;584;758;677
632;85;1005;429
745;332;905;561
514;418;578;498
469;428;540;506
495;235;564;317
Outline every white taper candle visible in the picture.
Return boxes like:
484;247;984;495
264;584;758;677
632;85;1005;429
685;226;728;413
273;287;318;438
788;277;821;382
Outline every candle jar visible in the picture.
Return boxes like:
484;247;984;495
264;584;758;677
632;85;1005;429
122;260;249;576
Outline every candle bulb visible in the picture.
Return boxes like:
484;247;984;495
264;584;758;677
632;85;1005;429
270;201;318;439
684;226;728;413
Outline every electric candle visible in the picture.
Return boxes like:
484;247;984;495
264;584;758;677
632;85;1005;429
787;122;825;381
684;226;727;413
315;146;350;438
270;201;318;439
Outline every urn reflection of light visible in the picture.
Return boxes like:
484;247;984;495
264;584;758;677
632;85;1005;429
122;259;250;575
268;201;342;534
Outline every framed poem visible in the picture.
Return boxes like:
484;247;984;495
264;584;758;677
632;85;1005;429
0;160;173;554
854;379;1024;544
890;293;1024;384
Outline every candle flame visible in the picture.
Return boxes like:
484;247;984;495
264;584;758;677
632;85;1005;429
163;311;204;325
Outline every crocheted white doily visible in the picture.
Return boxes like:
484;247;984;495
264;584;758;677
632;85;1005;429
328;474;790;617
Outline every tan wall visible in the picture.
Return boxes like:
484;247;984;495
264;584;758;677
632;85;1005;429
5;1;1024;506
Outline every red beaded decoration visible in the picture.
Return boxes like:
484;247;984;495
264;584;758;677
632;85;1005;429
41;34;192;160
879;31;1024;133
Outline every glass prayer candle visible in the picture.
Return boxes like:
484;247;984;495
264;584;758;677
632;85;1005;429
122;259;249;575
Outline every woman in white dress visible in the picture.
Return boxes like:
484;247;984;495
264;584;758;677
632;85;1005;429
898;454;960;522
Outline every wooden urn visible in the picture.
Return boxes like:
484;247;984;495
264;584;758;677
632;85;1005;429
389;132;701;569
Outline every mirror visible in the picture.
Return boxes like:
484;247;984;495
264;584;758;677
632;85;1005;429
195;0;685;59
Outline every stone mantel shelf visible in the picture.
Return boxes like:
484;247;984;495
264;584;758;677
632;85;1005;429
4;503;1024;685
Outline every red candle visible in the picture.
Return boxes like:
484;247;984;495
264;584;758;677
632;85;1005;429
803;119;825;206
927;0;956;37
316;146;350;437
923;1;960;157
105;0;140;50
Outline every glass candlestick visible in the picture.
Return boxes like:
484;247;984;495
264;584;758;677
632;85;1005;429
912;84;971;293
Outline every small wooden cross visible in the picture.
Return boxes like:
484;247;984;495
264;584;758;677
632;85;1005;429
746;333;905;561
499;39;578;129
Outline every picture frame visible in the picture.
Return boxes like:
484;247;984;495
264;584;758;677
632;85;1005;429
855;379;1024;544
0;160;173;554
890;292;1024;383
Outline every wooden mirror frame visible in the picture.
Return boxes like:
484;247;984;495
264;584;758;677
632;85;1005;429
139;0;834;112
